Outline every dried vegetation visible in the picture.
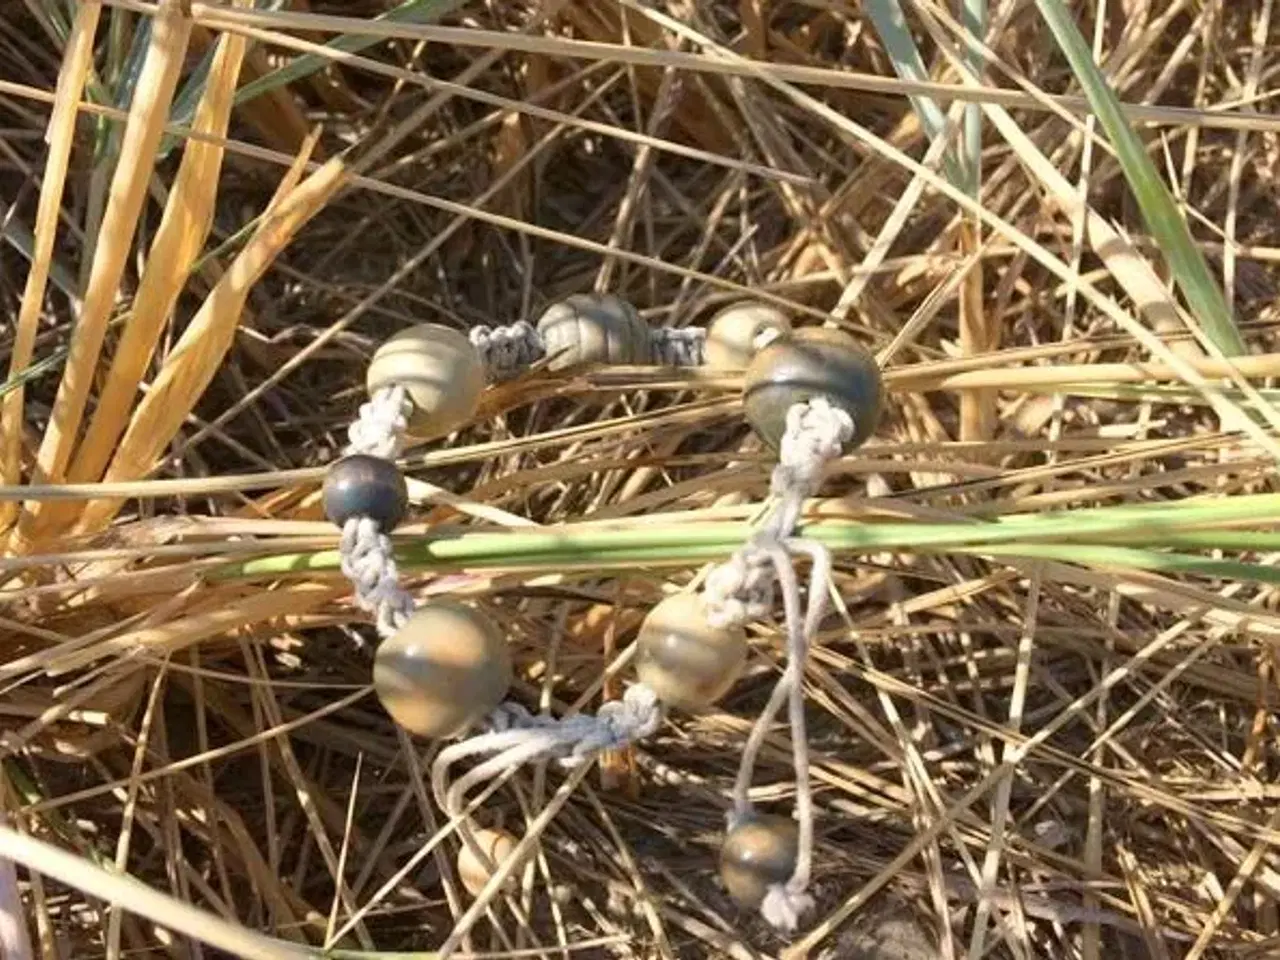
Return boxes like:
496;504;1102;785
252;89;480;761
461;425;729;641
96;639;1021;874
1;0;1280;957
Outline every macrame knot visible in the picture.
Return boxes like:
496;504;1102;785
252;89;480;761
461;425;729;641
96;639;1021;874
772;397;853;500
649;326;706;367
470;321;546;380
760;883;815;934
346;384;410;460
339;516;415;638
566;684;663;762
703;540;775;628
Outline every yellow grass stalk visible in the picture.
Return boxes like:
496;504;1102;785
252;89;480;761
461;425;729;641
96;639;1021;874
0;1;101;533
11;0;193;553
46;582;341;676
62;28;249;503
73;139;348;537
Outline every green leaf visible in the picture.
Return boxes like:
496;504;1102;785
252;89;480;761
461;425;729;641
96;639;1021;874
1033;0;1246;356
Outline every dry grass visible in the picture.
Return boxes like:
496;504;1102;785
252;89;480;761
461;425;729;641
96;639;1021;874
1;0;1279;957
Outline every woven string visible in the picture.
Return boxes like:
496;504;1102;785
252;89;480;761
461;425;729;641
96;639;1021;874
470;322;545;381
469;318;708;380
430;685;663;819
649;326;706;366
703;397;852;933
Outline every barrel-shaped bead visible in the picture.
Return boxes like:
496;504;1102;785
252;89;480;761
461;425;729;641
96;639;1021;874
367;324;484;436
719;815;799;910
743;326;882;452
635;593;747;711
457;827;518;897
323;454;408;531
373;602;511;739
704;302;791;370
535;293;649;371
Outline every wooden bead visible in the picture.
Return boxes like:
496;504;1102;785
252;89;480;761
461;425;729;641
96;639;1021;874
373;602;511;739
743;326;882;452
367;324;484;436
535;293;649;371
720;815;799;910
704;302;791;370
323;454;408;531
457;827;518;897
635;593;746;711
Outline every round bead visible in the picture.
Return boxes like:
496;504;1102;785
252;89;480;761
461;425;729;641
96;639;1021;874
720;815;799;910
323;454;408;531
367;324;484;436
457;827;518;897
635;593;746;711
743;326;882;452
535;293;649;371
373;602;512;739
704;302;792;370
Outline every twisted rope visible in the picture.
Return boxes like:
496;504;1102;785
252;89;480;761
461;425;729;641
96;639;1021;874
346;384;410;460
649;326;706;366
339;516;415;638
703;396;852;933
470;321;546;381
431;685;663;818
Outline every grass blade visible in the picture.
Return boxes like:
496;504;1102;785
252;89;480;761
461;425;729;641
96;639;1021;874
1033;0;1246;356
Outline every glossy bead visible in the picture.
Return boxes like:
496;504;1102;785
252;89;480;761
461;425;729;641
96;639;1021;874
457;827;518;897
704;302;791;370
743;326;882;452
323;454;408;531
535;293;649;371
635;593;746;711
367;324;484;436
720;815;799;910
373;602;511;739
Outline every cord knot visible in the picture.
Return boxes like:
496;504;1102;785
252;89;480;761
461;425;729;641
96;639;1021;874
346;385;410;460
760;883;815;934
470;321;546;380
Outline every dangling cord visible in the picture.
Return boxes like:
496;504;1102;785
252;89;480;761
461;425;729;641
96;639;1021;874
338;384;415;639
702;396;851;933
431;685;663;821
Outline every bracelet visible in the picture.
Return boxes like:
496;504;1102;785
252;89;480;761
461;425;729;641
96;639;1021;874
323;293;882;940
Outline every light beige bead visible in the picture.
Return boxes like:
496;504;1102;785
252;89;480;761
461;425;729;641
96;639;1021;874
367;324;484;436
373;602;511;739
457;827;519;897
720;815;799;909
635;593;747;711
704;302;791;370
535;293;649;371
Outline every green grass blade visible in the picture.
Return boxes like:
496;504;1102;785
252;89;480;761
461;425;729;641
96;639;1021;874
865;0;967;187
1033;0;1246;356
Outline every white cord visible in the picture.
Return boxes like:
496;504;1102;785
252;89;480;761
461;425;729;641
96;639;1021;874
704;397;852;933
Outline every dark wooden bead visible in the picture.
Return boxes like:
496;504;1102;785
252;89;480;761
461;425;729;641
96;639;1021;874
719;814;799;910
324;454;409;531
536;293;649;370
374;602;512;739
743;327;883;452
635;593;746;710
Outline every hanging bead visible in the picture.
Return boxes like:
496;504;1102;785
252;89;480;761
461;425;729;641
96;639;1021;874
367;324;484;436
373;602;512;739
719;814;799;910
535;293;649;371
635;593;747;711
704;301;791;370
323;454;409;531
456;826;519;897
743;326;882;451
